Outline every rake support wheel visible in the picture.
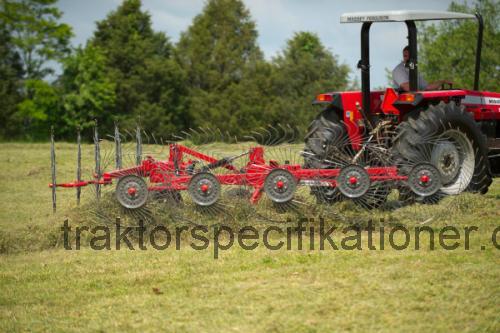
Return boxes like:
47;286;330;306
336;165;371;199
407;163;442;197
116;175;149;209
264;169;297;203
188;172;221;207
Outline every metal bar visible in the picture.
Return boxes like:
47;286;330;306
177;144;238;172
103;165;146;178
76;127;81;205
114;122;122;169
360;22;372;124
50;179;112;188
405;20;418;91
474;13;483;91
94;119;101;200
50;126;56;213
136;125;142;166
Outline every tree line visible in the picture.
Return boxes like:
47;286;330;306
0;0;497;141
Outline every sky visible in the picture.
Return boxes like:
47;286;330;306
57;0;456;88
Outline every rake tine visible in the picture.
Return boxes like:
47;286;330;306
94;119;101;200
51;126;56;213
136;125;142;166
142;129;150;145
114;122;122;169
76;126;81;205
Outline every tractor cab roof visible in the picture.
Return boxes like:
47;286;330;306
340;10;475;23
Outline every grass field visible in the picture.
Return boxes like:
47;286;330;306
0;142;499;332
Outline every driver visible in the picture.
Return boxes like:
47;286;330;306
392;46;452;91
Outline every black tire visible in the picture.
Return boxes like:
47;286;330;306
303;110;347;203
392;102;492;198
489;153;500;176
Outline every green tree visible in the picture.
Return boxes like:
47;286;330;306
0;24;23;139
1;0;72;139
268;32;350;132
17;79;60;139
59;45;116;137
1;0;72;80
176;0;266;135
91;0;187;135
419;0;499;91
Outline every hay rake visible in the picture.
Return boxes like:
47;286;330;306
49;124;444;214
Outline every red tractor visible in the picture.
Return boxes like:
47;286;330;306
304;10;499;203
49;10;499;212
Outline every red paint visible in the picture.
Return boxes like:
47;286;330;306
51;143;409;204
313;88;499;151
349;176;358;185
127;187;137;196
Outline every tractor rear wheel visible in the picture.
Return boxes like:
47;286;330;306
392;101;492;198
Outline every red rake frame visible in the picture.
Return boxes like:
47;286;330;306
50;143;418;208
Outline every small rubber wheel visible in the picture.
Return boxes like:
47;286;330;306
188;173;221;207
115;175;149;209
407;163;443;197
264;169;297;203
336;165;371;199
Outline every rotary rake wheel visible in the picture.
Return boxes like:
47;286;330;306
84;130;170;224
302;119;398;223
387;123;480;223
166;128;255;222
242;125;320;222
393;127;475;204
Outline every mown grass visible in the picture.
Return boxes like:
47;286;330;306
0;142;499;332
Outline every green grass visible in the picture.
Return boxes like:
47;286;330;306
0;142;499;332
